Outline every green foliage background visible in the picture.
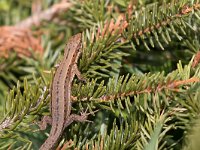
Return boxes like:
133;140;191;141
0;0;200;149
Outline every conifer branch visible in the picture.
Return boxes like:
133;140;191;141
72;58;200;104
99;77;200;102
131;3;200;39
125;1;200;50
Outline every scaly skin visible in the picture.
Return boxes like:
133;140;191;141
39;33;88;150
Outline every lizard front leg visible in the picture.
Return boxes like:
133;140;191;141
72;63;86;82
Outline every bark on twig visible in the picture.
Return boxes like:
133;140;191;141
15;2;72;29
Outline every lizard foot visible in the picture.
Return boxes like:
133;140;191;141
64;108;99;128
37;116;52;130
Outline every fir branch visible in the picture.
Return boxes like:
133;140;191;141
125;1;200;50
100;77;199;102
0;76;50;149
0;77;50;133
68;0;112;29
79;15;128;78
73;59;200;104
133;3;200;36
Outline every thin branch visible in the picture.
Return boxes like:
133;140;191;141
100;77;200;102
15;2;73;29
71;77;200;102
131;3;200;39
192;51;200;68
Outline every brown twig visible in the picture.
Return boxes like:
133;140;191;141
192;51;200;68
15;2;73;29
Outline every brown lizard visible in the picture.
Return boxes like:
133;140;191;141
39;33;90;150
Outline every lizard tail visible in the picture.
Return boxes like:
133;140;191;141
39;127;63;150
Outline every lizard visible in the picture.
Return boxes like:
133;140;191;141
39;33;90;150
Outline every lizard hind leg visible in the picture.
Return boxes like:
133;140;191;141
64;109;99;128
38;116;52;130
